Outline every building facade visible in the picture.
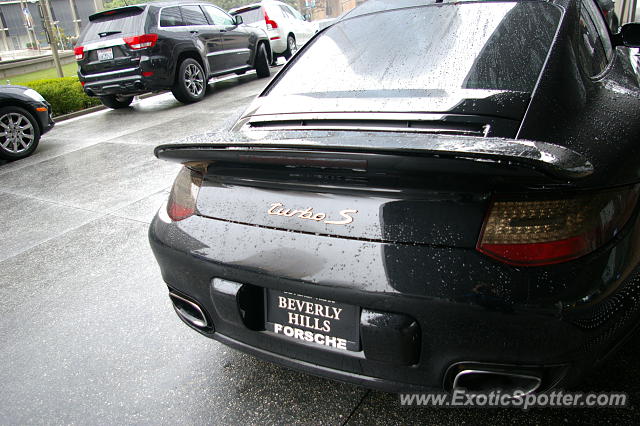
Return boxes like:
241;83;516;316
0;0;100;52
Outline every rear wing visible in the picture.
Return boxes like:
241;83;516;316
154;131;593;180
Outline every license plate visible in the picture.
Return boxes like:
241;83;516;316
97;48;113;61
265;290;360;351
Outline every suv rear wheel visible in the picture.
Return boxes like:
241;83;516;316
172;58;206;104
99;95;134;109
255;43;271;78
0;106;40;160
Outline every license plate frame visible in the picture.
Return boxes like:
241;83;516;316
97;47;114;61
265;289;360;352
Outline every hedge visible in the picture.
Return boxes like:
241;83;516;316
24;77;101;117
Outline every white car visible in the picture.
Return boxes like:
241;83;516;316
229;1;315;64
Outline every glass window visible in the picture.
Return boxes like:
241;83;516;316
79;8;146;43
287;6;305;21
583;0;613;61
160;6;184;27
268;2;562;99
577;5;608;76
181;5;209;26
279;5;295;19
202;5;234;26
232;7;263;24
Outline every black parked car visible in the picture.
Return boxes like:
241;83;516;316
0;86;54;160
150;0;640;393
74;2;271;109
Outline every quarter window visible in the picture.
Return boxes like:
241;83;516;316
583;0;613;61
202;5;234;26
160;6;184;27
181;5;209;26
577;4;608;76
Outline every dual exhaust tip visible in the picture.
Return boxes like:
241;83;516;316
169;292;209;329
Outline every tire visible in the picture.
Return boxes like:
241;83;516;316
255;43;271;78
99;95;133;109
283;34;297;60
0;106;41;161
171;58;206;104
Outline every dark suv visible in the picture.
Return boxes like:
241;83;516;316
74;2;271;108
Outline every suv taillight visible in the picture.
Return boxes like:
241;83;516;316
74;46;84;60
264;9;278;29
167;167;202;221
477;186;639;266
124;33;158;50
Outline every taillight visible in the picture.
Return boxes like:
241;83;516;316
167;167;202;221
264;9;278;29
74;46;84;60
124;33;158;50
477;187;639;266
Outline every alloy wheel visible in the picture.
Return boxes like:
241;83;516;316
288;37;297;55
0;112;35;154
184;63;204;97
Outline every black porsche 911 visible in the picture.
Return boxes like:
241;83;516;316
149;0;640;393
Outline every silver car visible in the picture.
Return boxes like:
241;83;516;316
230;1;316;64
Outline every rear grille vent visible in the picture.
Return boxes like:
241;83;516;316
248;119;491;136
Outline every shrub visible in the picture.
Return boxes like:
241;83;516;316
23;77;101;117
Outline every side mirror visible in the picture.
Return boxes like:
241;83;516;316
234;15;243;25
303;13;310;21
615;23;640;47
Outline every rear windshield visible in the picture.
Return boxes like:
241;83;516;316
232;7;263;24
268;2;561;97
79;8;147;44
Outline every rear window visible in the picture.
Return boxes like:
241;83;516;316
232;7;263;24
79;8;146;43
268;2;561;97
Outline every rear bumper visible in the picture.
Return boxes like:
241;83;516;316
268;29;287;54
148;207;640;392
79;59;170;97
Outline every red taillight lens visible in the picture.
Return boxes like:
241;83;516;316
264;9;278;29
124;33;158;50
167;167;202;221
477;187;639;266
74;46;84;60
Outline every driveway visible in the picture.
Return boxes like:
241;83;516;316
0;72;638;424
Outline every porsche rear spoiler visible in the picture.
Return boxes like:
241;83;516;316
154;132;593;180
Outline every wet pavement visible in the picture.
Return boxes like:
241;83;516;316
1;71;639;425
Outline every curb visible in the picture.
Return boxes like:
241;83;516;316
54;91;167;122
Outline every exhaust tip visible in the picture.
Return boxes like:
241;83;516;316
169;292;209;329
453;369;542;395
